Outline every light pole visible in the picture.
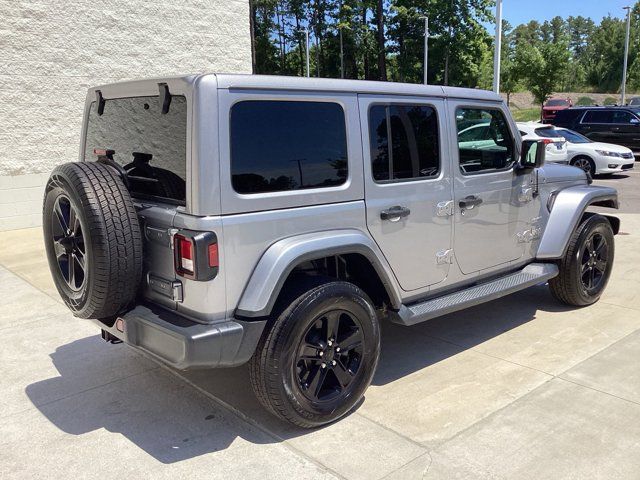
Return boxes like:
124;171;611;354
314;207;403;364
621;6;632;105
419;16;430;85
492;0;503;94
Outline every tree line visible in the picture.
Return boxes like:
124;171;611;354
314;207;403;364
250;1;640;105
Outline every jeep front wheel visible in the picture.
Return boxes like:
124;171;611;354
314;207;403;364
549;214;614;306
249;281;380;428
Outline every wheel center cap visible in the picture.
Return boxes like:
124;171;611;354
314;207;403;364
324;348;335;363
59;235;75;252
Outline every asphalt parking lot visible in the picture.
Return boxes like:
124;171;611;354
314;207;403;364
1;165;640;479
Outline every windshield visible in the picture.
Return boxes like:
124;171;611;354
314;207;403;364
557;129;591;144
546;99;569;107
534;127;563;138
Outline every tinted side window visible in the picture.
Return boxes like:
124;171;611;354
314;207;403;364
554;109;581;125
612;111;637;124
582;110;614;123
456;108;514;174
369;104;440;182
230;101;348;194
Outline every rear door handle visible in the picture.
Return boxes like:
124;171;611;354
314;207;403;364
380;205;411;222
459;195;483;210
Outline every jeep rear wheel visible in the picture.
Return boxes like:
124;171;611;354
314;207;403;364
43;162;143;319
549;214;614;306
249;280;380;428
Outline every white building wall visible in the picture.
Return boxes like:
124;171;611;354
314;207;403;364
0;0;251;231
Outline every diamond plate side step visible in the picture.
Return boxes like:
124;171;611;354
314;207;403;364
392;263;559;326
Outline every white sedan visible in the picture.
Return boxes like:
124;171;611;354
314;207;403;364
517;122;568;164
555;128;635;175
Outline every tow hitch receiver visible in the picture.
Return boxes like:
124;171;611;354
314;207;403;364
101;329;122;344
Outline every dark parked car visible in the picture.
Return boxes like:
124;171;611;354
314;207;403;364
541;97;572;123
553;106;640;154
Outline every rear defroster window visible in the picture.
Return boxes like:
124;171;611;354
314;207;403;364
84;95;187;202
230;100;348;194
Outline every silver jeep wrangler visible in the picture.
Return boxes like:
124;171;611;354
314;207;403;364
43;74;619;427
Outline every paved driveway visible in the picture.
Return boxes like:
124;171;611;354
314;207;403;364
2;173;640;479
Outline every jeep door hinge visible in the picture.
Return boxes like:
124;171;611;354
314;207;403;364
436;249;454;265
436;200;454;217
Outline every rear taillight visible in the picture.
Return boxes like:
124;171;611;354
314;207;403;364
175;234;194;276
173;230;219;281
542;138;554;145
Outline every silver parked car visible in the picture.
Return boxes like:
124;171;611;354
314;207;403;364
43;75;620;427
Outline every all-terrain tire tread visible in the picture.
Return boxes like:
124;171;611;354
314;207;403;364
44;162;142;318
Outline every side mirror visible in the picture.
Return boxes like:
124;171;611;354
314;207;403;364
519;139;545;170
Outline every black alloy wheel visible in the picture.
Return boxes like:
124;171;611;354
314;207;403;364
249;280;380;428
579;232;609;295
549;214;615;306
294;309;364;403
50;195;87;292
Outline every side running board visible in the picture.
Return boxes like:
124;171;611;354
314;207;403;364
391;263;559;326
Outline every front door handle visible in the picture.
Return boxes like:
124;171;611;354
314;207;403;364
380;205;411;222
459;195;483;210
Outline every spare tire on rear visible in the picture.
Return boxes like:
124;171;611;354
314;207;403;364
43;162;143;319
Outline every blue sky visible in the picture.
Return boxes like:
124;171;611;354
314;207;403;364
502;0;630;26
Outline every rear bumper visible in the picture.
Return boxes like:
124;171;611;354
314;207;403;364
93;305;266;370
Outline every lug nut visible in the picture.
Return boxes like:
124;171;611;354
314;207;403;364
321;363;327;369
335;347;341;352
319;351;324;357
328;339;334;347
331;360;337;366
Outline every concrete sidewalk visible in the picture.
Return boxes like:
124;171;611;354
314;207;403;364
1;215;640;479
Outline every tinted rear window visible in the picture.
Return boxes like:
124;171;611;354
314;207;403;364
85;95;187;202
546;99;569;107
230;101;348;194
534;127;563;138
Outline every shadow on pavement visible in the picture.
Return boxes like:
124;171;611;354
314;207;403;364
595;173;630;180
25;283;574;462
25;339;273;464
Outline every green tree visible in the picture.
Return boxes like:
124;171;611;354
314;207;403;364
566;15;596;62
583;15;626;92
515;39;571;105
499;20;521;105
249;0;640;97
